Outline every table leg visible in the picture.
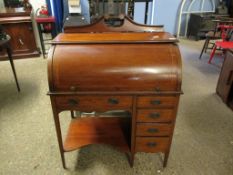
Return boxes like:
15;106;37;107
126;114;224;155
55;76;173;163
37;23;46;58
6;46;20;92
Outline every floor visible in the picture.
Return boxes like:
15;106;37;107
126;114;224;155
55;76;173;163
0;39;233;175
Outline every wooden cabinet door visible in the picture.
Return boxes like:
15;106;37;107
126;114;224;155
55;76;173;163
3;22;37;55
216;51;233;102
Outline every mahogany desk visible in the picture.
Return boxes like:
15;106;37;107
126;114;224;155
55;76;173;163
47;31;182;169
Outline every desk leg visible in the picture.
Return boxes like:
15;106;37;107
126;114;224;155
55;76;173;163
54;112;67;169
129;96;137;167
163;151;169;167
129;153;135;167
6;46;20;92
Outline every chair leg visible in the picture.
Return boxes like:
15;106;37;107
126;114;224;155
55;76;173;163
204;38;210;53
199;39;208;59
208;45;217;64
6;46;20;92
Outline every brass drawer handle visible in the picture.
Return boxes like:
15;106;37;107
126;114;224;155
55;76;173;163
149;113;160;119
150;100;161;105
147;128;158;133
108;98;119;105
19;38;24;45
70;86;77;91
68;99;78;106
147;142;157;147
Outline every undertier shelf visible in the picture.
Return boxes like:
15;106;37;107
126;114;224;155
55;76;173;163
64;116;131;152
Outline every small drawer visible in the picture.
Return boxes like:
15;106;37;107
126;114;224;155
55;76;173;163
137;96;177;108
135;137;169;153
136;109;174;122
136;123;172;136
54;95;132;111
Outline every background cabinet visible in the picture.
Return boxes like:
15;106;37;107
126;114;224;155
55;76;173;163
216;49;233;110
0;7;40;59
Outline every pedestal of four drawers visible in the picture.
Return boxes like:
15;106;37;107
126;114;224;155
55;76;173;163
135;96;178;167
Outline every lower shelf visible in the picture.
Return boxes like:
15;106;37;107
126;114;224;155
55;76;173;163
64;116;131;153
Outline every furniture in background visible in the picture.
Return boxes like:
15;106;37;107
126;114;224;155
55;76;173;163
35;16;57;58
199;17;233;59
177;0;216;38
208;24;233;64
48;16;182;169
216;49;233;111
0;7;40;59
0;35;20;92
187;13;229;40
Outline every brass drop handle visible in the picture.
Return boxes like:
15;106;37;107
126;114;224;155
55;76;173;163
68;99;78;106
19;38;24;45
147;142;157;147
149;113;160;119
150;100;161;105
70;86;77;91
108;98;119;105
147;128;158;133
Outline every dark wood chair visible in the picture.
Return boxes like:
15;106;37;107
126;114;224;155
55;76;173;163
0;35;20;92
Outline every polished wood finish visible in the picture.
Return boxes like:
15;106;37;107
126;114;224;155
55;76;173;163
51;40;180;93
136;123;172;136
216;49;233;110
53;32;178;44
136;109;174;123
64;16;164;33
48;19;182;169
54;95;133;112
0;7;39;59
64;117;131;152
137;96;177;108
135;137;169;152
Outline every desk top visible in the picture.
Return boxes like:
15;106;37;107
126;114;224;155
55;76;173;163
53;32;178;44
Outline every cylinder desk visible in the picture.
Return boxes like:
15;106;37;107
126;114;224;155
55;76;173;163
47;17;182;169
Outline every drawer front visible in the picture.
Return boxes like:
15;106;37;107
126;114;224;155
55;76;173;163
136;109;174;122
135;137;169;153
137;96;177;108
136;123;172;136
55;96;133;111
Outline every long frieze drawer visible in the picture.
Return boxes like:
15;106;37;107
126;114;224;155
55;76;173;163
54;96;133;111
136;123;173;136
137;96;177;108
135;137;169;153
136;109;174;122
